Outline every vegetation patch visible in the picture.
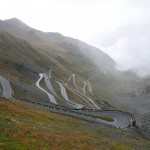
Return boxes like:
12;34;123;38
97;116;114;122
0;99;150;150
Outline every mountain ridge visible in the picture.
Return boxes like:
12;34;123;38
0;18;115;69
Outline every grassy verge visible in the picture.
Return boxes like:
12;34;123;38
97;116;114;122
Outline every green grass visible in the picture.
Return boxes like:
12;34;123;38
0;98;150;150
112;142;129;150
97;116;114;122
80;113;114;122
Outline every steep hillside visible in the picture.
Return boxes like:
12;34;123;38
0;29;72;77
0;18;117;104
0;99;150;150
0;18;115;70
0;18;147;109
0;20;107;80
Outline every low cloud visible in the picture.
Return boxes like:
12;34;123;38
90;24;150;77
108;36;150;76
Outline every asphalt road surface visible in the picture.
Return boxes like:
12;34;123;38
36;73;57;104
56;80;84;109
0;74;134;128
0;75;13;99
79;109;133;128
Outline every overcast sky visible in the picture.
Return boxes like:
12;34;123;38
0;0;150;76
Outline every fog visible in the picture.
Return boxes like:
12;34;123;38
91;24;150;76
1;0;150;76
86;0;150;77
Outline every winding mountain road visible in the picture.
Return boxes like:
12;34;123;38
65;85;96;109
66;74;100;109
0;74;135;128
76;90;101;109
0;75;13;99
42;73;57;96
65;74;79;90
36;73;57;104
56;81;84;109
83;81;87;94
83;80;94;95
78;109;133;128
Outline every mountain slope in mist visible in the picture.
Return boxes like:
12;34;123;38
0;18;117;108
0;18;149;111
0;18;115;69
0;18;116;82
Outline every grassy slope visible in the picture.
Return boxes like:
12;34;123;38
0;98;150;150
